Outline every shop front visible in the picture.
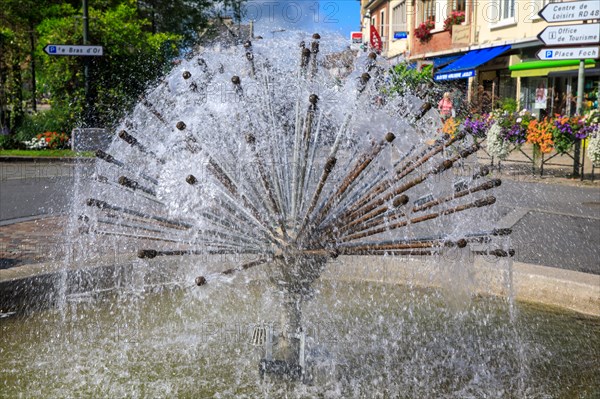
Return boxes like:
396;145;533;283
509;59;597;117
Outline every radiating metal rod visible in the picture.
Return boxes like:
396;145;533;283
193;256;275;286
206;160;283;243
342;133;463;217
92;175;164;206
340;196;497;242
412;179;501;213
91;229;183;243
338;144;480;228
244;41;256;78
305;132;396;237
118;130;163;163
176;121;280;242
310;33;320;79
137;249;266;259
295;156;337;241
140;96;168;125
118;176;156;196
293;94;319;226
86;198;192;229
95;150;159;185
337;194;409;235
186;173;281;247
98;218;179;236
245;133;289;239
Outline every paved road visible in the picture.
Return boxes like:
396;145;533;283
0;163;81;222
1;163;599;273
494;179;600;274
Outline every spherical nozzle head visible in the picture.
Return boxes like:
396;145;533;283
186;175;198;185
309;94;319;104
312;33;321;39
393;195;409;208
302;48;311;56
442;159;454;169
138;249;158;259
231;75;241;85
245;133;256;144
479;166;490;176
368;52;377;60
182;71;191;79
195;276;207;286
176;121;186;130
385;132;396;143
361;72;371;82
244;40;252;48
324;157;337;173
456;239;468;248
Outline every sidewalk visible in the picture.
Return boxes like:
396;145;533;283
0;216;67;269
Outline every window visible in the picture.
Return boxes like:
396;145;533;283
450;0;466;12
392;2;407;32
422;0;436;23
498;0;515;21
380;10;385;38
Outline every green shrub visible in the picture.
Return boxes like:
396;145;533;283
497;97;518;113
13;106;75;142
0;135;25;150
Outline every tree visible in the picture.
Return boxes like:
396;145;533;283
36;2;181;129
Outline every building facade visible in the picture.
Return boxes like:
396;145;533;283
360;0;599;115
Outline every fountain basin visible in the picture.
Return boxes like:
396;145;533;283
1;256;599;397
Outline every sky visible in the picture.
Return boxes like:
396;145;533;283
242;0;361;39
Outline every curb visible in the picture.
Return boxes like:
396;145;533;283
0;156;94;164
1;254;598;317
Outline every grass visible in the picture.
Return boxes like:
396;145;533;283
0;149;94;158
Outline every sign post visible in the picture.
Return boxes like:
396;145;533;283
535;46;599;60
537;0;598;178
538;0;600;23
536;23;600;46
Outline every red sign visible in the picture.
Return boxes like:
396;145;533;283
370;25;382;52
351;32;363;44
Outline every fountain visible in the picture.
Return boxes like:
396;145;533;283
77;34;514;382
2;34;598;397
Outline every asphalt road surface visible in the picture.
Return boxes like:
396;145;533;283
1;163;599;273
0;163;79;222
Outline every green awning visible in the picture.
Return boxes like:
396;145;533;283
509;59;596;71
510;59;596;78
511;65;595;77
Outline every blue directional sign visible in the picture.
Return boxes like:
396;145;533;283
394;31;408;40
43;44;104;56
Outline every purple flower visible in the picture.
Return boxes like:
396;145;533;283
463;117;489;138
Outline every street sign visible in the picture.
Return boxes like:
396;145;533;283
538;0;600;23
537;23;600;46
536;46;599;60
44;44;103;56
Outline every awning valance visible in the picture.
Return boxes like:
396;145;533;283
434;45;511;81
509;59;596;71
510;60;596;77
